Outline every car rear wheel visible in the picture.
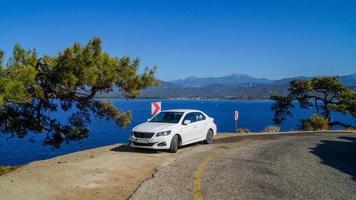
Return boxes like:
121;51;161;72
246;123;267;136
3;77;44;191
204;129;214;144
169;135;179;153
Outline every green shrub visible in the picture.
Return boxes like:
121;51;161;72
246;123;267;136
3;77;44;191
0;166;18;176
237;128;251;133
264;125;280;133
301;114;330;131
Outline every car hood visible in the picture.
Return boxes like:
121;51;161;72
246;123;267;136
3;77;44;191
133;122;178;133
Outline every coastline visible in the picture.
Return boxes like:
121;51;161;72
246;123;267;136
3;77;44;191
95;96;273;101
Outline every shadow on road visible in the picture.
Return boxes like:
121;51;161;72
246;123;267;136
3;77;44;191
110;144;161;154
110;142;204;154
311;136;356;181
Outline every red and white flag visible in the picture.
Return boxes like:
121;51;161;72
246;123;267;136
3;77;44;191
151;102;161;115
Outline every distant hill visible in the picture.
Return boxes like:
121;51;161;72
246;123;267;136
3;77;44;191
169;73;356;87
169;73;272;88
339;73;356;86
97;73;356;99
139;82;288;99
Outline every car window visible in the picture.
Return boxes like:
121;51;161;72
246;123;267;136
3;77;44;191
195;112;206;121
183;112;206;124
149;112;184;123
183;113;196;123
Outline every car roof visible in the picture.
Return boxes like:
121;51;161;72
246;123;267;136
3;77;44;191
161;109;203;113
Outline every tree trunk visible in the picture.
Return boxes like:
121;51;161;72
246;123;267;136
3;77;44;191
314;98;319;114
322;94;332;126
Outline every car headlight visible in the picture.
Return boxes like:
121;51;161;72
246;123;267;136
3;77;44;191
155;130;171;137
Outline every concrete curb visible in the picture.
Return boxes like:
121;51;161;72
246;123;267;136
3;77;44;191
218;130;356;136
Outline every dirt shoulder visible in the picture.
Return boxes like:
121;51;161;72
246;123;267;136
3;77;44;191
0;144;180;200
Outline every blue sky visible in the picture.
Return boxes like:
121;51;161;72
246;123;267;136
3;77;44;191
1;0;356;80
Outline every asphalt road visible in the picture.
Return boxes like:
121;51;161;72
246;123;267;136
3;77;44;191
130;132;356;200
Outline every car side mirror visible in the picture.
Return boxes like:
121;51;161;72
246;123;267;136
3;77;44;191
183;120;191;125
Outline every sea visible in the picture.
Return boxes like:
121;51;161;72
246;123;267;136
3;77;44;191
0;99;354;165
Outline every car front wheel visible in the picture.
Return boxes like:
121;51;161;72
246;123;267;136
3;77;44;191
169;135;179;153
204;129;214;144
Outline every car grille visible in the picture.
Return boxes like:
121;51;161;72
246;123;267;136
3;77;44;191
133;132;154;138
132;141;155;146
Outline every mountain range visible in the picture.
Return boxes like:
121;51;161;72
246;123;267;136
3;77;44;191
169;73;272;88
168;73;356;88
99;73;356;99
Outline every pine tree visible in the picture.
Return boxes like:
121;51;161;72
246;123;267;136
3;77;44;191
271;77;356;130
0;38;158;147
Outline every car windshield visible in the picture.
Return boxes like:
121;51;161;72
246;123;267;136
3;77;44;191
149;112;184;123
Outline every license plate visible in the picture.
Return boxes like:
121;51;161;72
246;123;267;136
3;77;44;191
136;138;149;143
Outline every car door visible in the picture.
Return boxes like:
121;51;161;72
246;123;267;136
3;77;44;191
180;112;197;144
193;112;207;142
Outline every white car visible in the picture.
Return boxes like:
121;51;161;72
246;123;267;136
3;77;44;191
129;109;217;153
